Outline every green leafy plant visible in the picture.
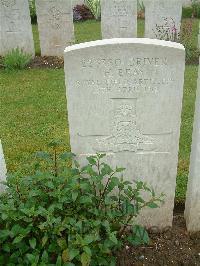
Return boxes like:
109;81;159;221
2;48;32;71
0;142;164;265
84;0;101;20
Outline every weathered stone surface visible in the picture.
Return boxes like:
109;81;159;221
0;0;35;56
185;58;200;232
35;0;74;56
64;38;185;228
101;0;137;39
143;0;195;7
72;0;84;7
0;140;7;192
145;0;182;41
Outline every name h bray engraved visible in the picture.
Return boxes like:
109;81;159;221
76;55;174;153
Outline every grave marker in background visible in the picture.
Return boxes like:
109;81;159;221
0;0;35;56
36;0;74;56
101;0;137;39
64;38;185;228
185;58;200;232
145;0;182;41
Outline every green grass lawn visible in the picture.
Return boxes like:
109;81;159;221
0;19;199;201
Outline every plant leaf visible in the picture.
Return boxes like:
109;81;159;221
62;249;69;263
29;238;36;249
147;202;159;208
81;252;91;266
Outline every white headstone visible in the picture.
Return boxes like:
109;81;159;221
101;0;137;39
35;0;74;57
145;0;182;41
64;38;185;228
0;0;35;56
185;59;200;232
0;140;7;192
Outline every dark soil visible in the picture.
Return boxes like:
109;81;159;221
28;56;64;69
117;204;200;266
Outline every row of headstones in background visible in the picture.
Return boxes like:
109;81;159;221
35;0;183;54
0;0;35;56
0;0;74;57
0;0;183;57
101;0;182;40
0;141;7;193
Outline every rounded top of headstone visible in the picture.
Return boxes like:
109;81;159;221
64;38;185;53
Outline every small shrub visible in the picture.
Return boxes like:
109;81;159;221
0;141;164;265
2;48;32;71
85;0;101;20
73;4;94;21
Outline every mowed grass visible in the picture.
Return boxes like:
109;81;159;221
1;19;199;201
0;69;70;172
